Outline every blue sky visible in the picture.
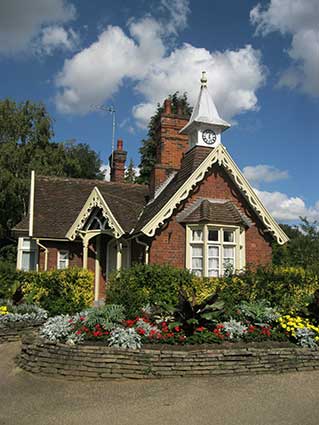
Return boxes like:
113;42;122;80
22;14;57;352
0;0;318;223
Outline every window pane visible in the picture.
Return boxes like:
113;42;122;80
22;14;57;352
193;270;203;277
208;269;219;277
21;252;31;271
208;245;219;258
192;229;203;242
192;245;203;257
223;246;235;258
224;230;235;243
208;258;219;269
208;230;219;241
192;258;203;269
21;250;36;271
59;251;69;260
22;239;31;249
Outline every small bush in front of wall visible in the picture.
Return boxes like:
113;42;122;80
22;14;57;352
0;261;21;301
106;264;194;318
21;268;94;315
0;303;47;326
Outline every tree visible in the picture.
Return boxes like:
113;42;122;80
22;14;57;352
124;158;137;183
0;98;104;261
136;92;192;184
272;218;319;273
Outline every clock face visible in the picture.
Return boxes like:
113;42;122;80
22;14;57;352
202;129;217;145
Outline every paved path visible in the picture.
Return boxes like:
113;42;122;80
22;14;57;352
1;342;319;425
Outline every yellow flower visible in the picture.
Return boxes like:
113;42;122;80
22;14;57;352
0;306;8;315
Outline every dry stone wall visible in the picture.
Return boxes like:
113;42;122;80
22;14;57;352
19;336;319;380
0;323;43;344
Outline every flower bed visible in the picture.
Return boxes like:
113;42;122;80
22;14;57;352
0;304;48;343
19;335;319;380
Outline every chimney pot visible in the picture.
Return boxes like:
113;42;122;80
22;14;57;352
117;138;123;151
164;98;172;115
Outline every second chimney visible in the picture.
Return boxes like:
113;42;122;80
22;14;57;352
109;139;127;183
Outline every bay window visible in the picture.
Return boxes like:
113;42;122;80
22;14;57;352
187;225;245;277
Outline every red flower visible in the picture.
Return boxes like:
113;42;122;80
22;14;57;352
79;317;85;322
93;330;103;337
174;326;181;332
179;335;186;342
261;327;271;337
125;320;136;327
136;328;146;335
196;326;205;332
248;325;256;334
76;330;82;335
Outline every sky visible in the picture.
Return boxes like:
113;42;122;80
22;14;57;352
0;0;318;224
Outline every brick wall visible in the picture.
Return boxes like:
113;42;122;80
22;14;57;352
19;336;319;380
149;163;272;268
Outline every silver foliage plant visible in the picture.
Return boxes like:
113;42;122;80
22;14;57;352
40;315;83;344
222;319;247;340
134;318;159;337
0;305;48;326
295;328;318;349
108;327;142;349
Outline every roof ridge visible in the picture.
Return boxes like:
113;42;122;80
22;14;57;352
35;174;145;188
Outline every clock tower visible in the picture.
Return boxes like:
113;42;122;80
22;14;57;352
180;71;231;149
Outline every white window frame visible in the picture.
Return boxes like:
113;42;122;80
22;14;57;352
186;224;245;277
17;237;38;271
57;250;69;270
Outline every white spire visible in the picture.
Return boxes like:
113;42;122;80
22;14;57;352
180;71;231;135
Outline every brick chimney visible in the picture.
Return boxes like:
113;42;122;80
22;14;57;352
149;98;189;197
109;139;127;183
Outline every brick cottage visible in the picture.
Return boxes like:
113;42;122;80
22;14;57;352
14;72;288;302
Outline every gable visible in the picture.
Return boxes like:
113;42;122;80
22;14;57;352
138;144;289;245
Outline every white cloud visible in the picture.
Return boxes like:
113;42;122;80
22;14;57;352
101;164;110;181
251;0;319;96
55;18;165;114
0;0;76;55
243;164;289;185
159;0;190;35
37;26;78;55
254;188;319;222
55;8;266;128
132;44;265;127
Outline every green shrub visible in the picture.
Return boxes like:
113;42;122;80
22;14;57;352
0;261;21;301
21;267;94;315
106;264;193;318
219;266;319;314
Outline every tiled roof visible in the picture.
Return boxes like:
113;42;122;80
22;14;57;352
17;176;148;239
135;146;212;232
176;199;251;227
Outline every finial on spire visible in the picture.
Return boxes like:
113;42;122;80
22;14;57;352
200;71;207;87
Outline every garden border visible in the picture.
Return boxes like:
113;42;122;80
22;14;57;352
19;335;319;379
